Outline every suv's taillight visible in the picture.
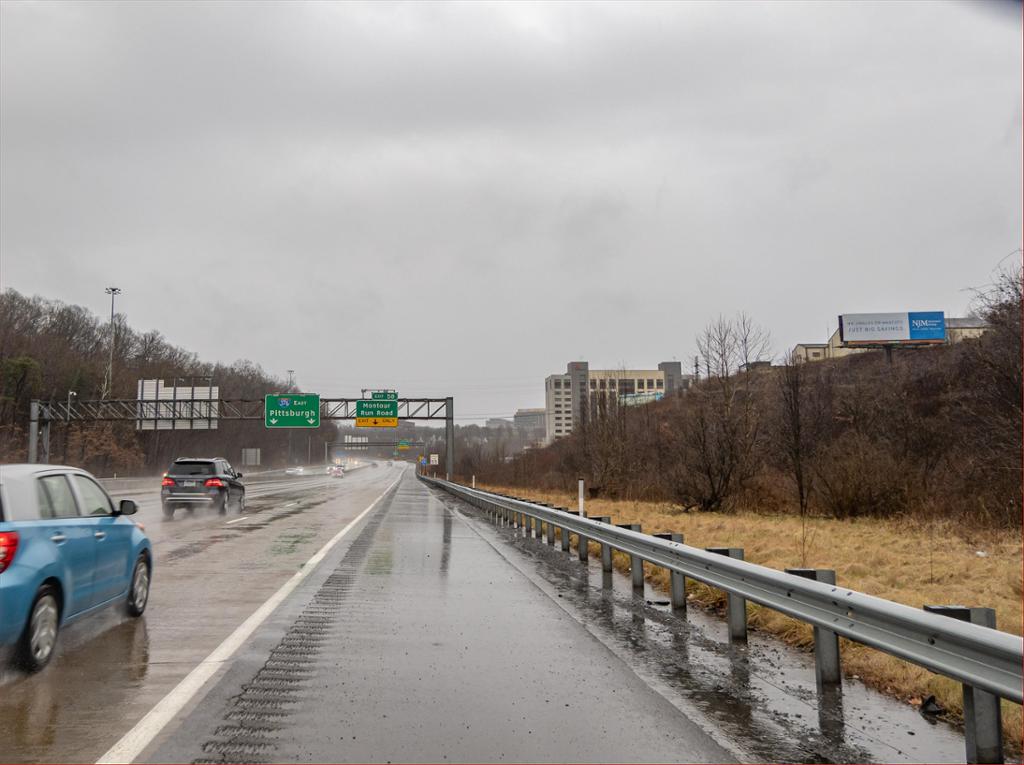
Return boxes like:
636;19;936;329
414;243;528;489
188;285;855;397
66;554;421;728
0;532;20;574
204;478;224;488
161;477;175;487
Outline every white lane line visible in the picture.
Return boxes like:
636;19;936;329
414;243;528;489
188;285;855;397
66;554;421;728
224;516;251;525
283;502;297;507
96;474;403;765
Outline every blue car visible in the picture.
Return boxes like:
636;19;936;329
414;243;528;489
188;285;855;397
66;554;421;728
0;464;152;671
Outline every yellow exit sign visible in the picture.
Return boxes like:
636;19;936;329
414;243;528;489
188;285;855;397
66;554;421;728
356;417;398;428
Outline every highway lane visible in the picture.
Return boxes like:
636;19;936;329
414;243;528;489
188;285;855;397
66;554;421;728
144;471;734;764
0;462;406;764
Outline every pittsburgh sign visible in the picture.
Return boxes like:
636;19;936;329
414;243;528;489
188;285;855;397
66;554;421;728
264;394;321;428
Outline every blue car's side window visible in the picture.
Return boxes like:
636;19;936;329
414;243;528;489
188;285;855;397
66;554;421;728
37;475;79;519
72;475;113;516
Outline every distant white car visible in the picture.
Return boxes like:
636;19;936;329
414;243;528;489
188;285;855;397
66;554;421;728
285;466;305;476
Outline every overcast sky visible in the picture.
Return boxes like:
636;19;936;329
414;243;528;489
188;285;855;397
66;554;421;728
1;1;1020;420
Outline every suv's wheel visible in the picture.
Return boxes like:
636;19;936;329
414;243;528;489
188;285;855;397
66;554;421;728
217;492;228;514
126;554;150;617
162;503;175;520
238;492;246;513
17;585;60;672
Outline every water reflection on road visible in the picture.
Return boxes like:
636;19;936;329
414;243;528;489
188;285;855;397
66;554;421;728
1;615;149;763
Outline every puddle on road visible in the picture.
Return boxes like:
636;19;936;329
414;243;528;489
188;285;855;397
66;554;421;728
0;614;150;763
444;495;990;764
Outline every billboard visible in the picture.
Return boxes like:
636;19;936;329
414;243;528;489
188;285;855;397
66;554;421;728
618;391;664;407
839;312;945;346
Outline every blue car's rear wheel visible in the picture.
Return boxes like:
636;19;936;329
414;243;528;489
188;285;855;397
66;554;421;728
126;554;150;617
17;585;60;672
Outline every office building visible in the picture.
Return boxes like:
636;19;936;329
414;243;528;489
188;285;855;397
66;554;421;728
544;360;693;443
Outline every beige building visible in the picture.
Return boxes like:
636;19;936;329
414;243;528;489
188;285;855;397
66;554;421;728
793;317;990;364
544;360;693;443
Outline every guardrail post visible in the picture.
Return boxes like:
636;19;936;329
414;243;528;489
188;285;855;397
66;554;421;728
578;527;589;562
560;509;575;551
654;533;686;610
472;475;475;488
617;524;644;591
786;568;841;689
707;547;747;641
924;606;1004;764
578;478;585;518
586;517;612;577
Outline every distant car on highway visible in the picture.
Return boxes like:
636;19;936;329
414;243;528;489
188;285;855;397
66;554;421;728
161;458;245;519
328;466;344;478
0;464;152;671
285;466;305;476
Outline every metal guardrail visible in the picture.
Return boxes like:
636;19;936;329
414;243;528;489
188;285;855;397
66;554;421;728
422;476;1023;762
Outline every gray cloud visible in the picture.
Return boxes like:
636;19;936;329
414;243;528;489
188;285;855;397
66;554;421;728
2;0;1020;419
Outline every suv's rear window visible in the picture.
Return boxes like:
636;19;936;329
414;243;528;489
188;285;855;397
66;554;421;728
169;461;216;476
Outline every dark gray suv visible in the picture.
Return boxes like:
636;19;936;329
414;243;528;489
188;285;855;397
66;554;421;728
160;458;245;519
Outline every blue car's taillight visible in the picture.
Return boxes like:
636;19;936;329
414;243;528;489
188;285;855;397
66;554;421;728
0;531;20;574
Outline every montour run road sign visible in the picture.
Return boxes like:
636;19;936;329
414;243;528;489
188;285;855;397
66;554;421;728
356;399;398;418
355;398;398;428
264;394;321;428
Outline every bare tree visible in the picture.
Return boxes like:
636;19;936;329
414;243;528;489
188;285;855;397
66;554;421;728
671;314;768;512
772;353;829;563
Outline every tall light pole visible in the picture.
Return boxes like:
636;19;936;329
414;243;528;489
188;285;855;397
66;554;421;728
103;287;121;399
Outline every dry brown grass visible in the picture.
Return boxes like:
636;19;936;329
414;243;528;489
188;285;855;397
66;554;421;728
482;484;1023;751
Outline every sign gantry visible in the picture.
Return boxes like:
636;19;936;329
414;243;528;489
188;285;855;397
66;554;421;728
27;396;455;478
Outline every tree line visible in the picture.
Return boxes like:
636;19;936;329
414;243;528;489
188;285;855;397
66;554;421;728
468;270;1022;530
0;289;339;474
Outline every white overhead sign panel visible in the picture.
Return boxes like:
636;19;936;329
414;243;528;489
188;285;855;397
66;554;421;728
136;379;219;430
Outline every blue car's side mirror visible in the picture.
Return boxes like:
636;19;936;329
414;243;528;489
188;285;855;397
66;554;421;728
117;499;138;516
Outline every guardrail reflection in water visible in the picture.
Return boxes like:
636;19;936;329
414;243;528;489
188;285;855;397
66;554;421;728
421;476;1023;765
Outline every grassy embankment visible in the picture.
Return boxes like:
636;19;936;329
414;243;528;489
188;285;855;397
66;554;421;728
481;484;1022;750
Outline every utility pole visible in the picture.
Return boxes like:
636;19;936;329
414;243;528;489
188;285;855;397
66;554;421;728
102;287;121;398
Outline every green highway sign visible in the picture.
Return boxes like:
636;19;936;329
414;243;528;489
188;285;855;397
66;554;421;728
356;399;398;418
371;391;397;401
265;394;321;428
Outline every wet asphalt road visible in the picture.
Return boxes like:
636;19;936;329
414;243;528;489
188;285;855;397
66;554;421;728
146;471;732;764
0;464;399;764
143;472;973;765
2;466;978;763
